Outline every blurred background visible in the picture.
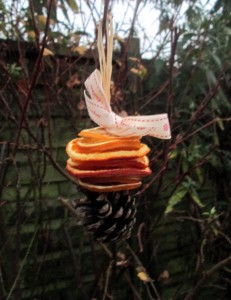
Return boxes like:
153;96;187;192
0;0;230;299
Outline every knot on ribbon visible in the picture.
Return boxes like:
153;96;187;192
84;69;171;139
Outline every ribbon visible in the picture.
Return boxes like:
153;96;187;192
84;69;171;139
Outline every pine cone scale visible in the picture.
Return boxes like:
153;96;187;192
73;191;137;243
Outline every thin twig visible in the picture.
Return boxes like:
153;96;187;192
58;197;79;218
6;227;39;300
184;256;231;300
123;271;143;300
102;260;113;300
125;242;161;300
137;222;146;253
13;0;54;156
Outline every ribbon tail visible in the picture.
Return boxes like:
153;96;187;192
121;114;171;139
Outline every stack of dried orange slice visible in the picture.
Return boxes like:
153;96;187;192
66;127;151;192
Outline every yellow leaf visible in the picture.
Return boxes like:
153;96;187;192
38;15;47;25
114;34;125;43
72;46;87;55
27;30;36;40
138;64;148;80
66;74;81;88
130;67;140;75
128;56;139;62
43;48;54;56
47;18;55;26
130;65;147;80
137;271;151;283
158;270;170;282
37;15;55;26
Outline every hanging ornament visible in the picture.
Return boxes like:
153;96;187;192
65;15;171;243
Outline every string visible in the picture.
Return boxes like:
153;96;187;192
97;14;113;103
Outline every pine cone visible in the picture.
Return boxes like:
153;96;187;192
72;191;136;243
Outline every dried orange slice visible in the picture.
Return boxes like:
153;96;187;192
77;137;141;152
67;156;149;170
66;127;151;192
79;127;140;141
66;139;150;161
78;179;142;192
83;176;141;184
66;164;151;178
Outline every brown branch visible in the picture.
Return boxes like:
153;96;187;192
123;271;143;300
0;139;77;185
58;197;79;218
135;162;167;196
174;117;231;146
129;0;142;39
125;242;161;300
139;79;170;112
115;0;142;92
29;0;40;48
184;256;231;300
153;22;180;197
137;222;146;253
13;0;54;156
167;23;180;126
102;0;110;36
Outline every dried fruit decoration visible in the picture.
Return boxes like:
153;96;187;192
65;15;171;243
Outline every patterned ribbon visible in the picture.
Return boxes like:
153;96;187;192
84;69;171;139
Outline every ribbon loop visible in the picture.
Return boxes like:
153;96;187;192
84;69;171;139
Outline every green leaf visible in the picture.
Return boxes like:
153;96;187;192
165;186;188;214
182;159;189;173
168;149;178;160
210;207;216;215
217;118;224;131
65;0;79;13
224;27;231;35
0;0;7;13
195;167;205;185
209;51;222;69
190;187;204;207
206;69;217;86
